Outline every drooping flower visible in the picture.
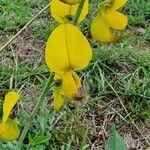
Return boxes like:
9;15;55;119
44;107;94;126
59;0;80;5
91;0;128;42
45;23;92;110
0;92;20;141
51;0;89;23
53;71;81;110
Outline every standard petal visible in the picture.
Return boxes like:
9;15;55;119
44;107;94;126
0;120;20;141
51;0;89;23
62;71;78;99
45;23;92;73
2;92;20;124
53;90;64;111
104;10;128;30
110;0;127;10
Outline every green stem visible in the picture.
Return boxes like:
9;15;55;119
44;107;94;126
17;75;53;149
73;0;86;25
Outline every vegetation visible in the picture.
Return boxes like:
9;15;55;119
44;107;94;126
0;0;149;149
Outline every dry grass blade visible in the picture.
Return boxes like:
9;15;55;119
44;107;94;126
105;78;150;146
0;3;51;52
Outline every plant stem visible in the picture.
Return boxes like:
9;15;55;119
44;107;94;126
73;0;86;25
17;75;53;149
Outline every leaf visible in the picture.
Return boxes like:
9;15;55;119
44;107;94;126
107;124;126;150
31;135;50;146
38;113;49;133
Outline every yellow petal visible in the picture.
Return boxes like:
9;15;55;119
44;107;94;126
72;71;81;89
0;119;20;141
54;74;61;80
91;14;128;43
104;10;128;30
45;23;92;73
53;90;64;111
62;71;78;99
51;0;89;23
53;71;81;100
59;0;80;5
110;0;127;10
2;92;20;124
91;14;114;42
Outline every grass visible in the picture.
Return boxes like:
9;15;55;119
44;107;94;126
0;0;150;149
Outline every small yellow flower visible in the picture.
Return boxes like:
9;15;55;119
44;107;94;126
0;92;20;141
51;0;89;23
59;0;80;5
91;0;128;42
53;71;81;111
52;72;82;111
45;23;92;110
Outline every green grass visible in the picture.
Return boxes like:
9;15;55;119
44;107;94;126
0;0;49;31
0;0;150;149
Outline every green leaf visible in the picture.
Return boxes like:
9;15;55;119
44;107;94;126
31;135;50;146
107;124;126;150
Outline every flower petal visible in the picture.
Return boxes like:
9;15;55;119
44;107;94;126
51;0;89;23
91;14;114;42
110;0;127;10
105;10;128;30
53;90;64;111
59;0;80;5
62;71;78;99
2;92;20;124
91;14;128;43
45;23;92;73
0;119;20;141
72;72;81;89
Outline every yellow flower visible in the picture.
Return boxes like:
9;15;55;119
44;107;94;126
0;92;20;141
59;0;80;5
51;0;89;23
53;71;81;111
45;23;92;110
91;0;128;42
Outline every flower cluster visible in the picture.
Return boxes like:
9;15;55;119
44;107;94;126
0;0;129;143
45;0;92;111
45;0;128;110
0;92;20;141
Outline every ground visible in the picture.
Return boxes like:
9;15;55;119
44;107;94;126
0;0;150;149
